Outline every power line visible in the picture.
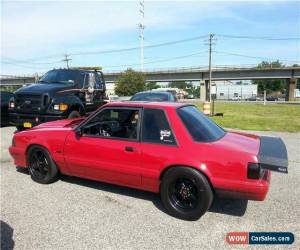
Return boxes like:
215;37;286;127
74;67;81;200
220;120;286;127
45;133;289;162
3;33;299;63
100;51;208;69
69;35;208;56
214;50;300;63
2;57;62;65
216;34;300;40
1;60;54;69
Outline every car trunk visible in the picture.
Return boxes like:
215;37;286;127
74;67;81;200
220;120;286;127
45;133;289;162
258;136;288;173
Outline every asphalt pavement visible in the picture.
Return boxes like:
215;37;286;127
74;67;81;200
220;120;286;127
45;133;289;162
1;126;299;249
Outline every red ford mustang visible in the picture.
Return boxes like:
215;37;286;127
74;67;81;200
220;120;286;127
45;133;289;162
9;102;288;220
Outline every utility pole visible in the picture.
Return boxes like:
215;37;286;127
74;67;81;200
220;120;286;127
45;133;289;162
63;54;72;69
208;33;215;103
139;0;145;72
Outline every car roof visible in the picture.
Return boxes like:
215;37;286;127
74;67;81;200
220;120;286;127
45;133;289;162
133;91;171;95
48;68;102;74
104;101;189;110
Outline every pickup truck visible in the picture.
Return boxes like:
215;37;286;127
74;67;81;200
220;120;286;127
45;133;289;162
9;67;107;130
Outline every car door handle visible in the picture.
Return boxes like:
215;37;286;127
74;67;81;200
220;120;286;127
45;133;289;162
125;146;134;152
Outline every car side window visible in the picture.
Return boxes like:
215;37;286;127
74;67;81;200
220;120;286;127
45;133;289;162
142;108;176;145
82;108;140;140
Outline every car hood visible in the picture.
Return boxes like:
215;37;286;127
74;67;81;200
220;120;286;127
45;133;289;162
33;117;84;129
15;82;73;96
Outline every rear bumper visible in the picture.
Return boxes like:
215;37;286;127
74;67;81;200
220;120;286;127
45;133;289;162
216;170;271;201
9;112;65;127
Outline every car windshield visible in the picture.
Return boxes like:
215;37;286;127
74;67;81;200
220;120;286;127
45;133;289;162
40;70;80;84
131;93;169;101
177;105;226;142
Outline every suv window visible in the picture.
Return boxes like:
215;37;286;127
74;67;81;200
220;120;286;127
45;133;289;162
82;108;140;140
40;70;80;85
142;108;176;145
177;106;225;142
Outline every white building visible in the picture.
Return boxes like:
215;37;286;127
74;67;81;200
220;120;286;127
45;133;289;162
216;84;257;100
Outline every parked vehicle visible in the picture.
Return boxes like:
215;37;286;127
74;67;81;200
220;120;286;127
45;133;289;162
245;96;257;101
266;96;279;101
130;91;177;102
9;102;288;220
1;91;14;127
8;67;107;130
231;96;241;101
107;95;120;102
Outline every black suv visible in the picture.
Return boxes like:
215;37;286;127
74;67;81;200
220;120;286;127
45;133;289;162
9;68;107;130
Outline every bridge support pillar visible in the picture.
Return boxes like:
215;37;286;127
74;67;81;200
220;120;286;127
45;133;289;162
200;80;210;101
286;78;296;101
200;80;206;102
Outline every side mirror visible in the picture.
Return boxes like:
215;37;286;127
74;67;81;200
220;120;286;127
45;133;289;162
88;86;94;94
75;128;82;137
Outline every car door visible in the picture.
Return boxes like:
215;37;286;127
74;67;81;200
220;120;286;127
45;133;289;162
63;107;142;188
140;108;181;191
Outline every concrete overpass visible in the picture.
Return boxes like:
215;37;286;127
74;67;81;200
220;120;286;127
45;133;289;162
1;66;300;101
106;66;300;101
105;66;300;82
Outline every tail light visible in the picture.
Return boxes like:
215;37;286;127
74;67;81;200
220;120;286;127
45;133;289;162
247;163;263;179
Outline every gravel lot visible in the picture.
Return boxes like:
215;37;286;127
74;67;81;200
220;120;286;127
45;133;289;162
1;126;299;249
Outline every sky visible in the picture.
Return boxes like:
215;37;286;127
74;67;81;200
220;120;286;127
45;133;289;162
1;0;300;75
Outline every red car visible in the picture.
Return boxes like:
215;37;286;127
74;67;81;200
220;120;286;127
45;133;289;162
9;102;288;220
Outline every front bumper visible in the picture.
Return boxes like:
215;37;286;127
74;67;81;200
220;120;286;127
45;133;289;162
9;146;27;167
9;112;66;127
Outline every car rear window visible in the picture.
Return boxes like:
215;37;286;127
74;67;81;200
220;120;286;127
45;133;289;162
131;93;169;101
177;106;225;142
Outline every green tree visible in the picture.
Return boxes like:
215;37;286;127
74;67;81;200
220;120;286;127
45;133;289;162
252;61;286;94
146;82;159;90
168;81;187;89
115;68;146;96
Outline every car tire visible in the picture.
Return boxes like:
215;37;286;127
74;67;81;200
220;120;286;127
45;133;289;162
160;167;213;220
68;110;81;119
16;126;25;131
28;146;58;184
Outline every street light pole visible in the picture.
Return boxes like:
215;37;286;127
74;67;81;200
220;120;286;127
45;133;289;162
208;33;214;103
63;54;71;69
139;0;145;72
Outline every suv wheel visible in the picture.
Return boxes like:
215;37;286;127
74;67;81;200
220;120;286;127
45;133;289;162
160;167;213;220
28;146;58;184
68;110;81;119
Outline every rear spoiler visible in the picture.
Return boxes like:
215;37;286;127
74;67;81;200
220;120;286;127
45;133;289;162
258;136;288;174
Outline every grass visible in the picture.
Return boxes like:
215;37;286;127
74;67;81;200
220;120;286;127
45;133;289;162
193;101;300;132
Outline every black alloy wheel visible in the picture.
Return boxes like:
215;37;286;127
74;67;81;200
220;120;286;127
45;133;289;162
28;146;58;184
170;178;199;210
160;167;213;220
